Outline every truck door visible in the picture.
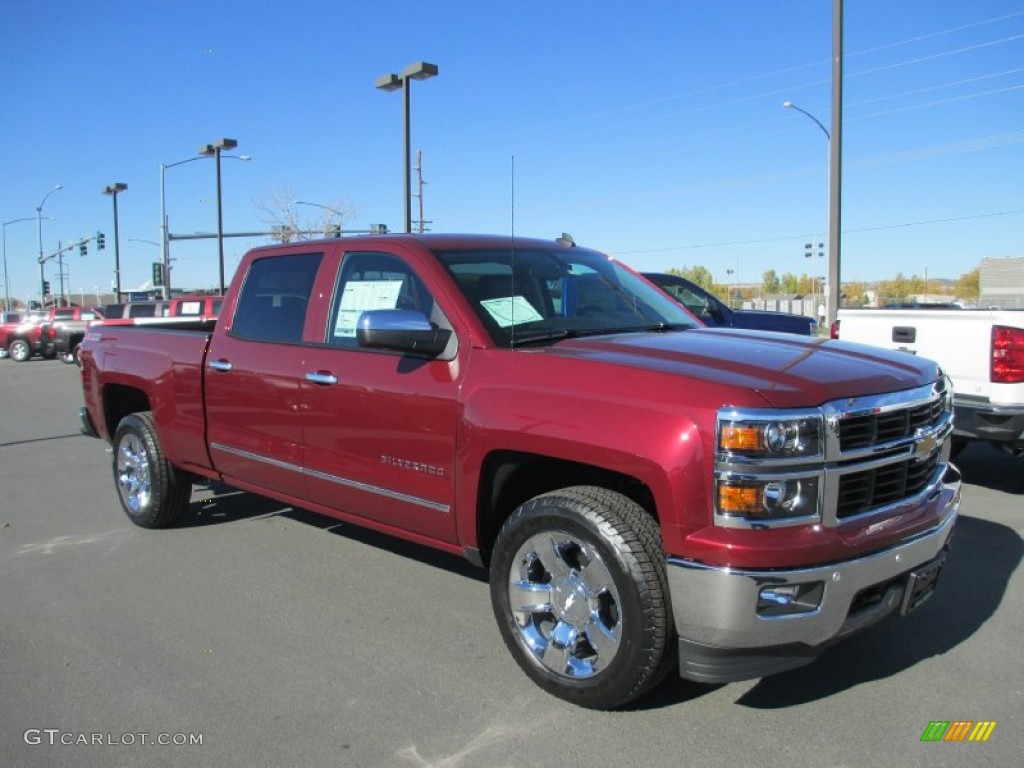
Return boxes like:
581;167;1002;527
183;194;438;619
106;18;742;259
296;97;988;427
205;251;322;500
300;249;460;544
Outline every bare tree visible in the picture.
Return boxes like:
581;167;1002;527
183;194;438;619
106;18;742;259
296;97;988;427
252;185;360;242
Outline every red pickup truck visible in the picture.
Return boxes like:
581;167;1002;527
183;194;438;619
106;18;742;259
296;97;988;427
79;234;960;709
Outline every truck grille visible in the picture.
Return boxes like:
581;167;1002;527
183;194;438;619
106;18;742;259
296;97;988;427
837;451;939;518
839;399;944;452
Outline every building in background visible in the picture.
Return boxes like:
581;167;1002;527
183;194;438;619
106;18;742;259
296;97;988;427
980;256;1024;309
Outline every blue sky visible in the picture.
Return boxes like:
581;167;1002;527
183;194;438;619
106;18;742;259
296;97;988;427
2;0;1021;302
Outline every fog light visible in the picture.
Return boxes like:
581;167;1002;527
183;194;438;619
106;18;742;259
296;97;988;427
757;581;824;616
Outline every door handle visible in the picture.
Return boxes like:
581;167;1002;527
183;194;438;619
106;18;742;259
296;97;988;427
209;359;233;372
306;371;338;385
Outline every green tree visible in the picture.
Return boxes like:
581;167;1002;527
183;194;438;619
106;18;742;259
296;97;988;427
954;268;980;301
762;269;780;294
667;265;715;291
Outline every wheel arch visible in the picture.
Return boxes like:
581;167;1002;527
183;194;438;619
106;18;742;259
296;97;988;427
473;450;657;567
103;384;151;440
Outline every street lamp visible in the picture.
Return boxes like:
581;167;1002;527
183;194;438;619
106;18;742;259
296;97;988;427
783;101;829;139
782;3;843;326
102;183;128;300
375;61;438;234
294;199;345;237
4;216;48;311
198;138;238;295
161;152;250;298
784;100;840;325
36;184;62;304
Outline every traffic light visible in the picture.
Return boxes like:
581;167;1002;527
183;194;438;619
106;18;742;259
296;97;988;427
152;262;165;286
43;280;51;295
79;241;87;257
96;231;106;250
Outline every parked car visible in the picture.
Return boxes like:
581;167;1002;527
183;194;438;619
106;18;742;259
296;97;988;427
643;272;817;335
80;233;958;709
38;306;105;365
1;310;53;362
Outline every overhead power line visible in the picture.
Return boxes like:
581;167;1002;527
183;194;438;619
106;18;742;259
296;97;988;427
612;209;1024;255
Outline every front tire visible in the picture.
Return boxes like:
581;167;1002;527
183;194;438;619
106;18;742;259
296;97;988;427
8;339;31;362
490;486;673;709
112;412;191;528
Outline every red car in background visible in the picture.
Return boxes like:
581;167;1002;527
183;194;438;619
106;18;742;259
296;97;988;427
0;310;53;362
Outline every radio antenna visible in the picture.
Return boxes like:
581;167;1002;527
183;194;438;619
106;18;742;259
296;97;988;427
510;155;516;347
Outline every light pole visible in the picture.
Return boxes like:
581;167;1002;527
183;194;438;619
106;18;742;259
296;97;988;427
36;184;63;305
198;138;238;295
375;62;438;234
102;183;128;300
4;216;45;311
725;268;735;308
803;241;824;320
161;152;250;298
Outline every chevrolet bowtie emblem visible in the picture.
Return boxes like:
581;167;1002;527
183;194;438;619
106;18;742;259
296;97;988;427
914;431;938;462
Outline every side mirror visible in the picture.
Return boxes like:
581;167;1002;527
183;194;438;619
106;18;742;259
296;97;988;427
356;309;452;357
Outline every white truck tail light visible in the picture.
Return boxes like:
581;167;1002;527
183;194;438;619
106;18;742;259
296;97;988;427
991;325;1024;384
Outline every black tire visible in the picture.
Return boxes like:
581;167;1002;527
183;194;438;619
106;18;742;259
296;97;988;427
489;485;673;709
9;339;32;362
112;412;191;528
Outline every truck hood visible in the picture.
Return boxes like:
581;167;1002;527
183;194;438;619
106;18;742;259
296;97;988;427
537;327;941;408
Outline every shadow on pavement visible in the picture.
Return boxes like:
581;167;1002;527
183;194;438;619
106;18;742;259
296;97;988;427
175;481;486;581
174;481;290;527
954;441;1024;494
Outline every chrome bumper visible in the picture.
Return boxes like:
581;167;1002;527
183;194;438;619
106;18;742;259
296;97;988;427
667;463;961;682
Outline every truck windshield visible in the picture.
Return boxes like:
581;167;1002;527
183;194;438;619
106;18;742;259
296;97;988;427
433;246;698;348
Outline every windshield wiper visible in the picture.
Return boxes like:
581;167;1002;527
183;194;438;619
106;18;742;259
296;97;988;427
511;324;691;347
510;330;576;348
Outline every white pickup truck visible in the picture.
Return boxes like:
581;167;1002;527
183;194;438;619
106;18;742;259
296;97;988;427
833;308;1024;458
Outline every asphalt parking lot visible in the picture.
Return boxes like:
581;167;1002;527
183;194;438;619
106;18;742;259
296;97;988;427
1;358;1021;768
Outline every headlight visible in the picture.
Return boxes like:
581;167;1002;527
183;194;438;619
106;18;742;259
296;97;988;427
718;415;822;459
717;476;820;522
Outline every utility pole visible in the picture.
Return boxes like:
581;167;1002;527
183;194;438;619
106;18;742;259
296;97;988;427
413;149;432;233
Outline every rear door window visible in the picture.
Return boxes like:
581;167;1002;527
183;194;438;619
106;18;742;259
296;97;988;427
231;253;322;343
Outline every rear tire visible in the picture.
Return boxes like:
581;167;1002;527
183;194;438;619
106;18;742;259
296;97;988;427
489;486;673;709
112;412;191;528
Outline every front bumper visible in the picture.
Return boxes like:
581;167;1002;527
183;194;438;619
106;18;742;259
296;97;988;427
667;463;961;683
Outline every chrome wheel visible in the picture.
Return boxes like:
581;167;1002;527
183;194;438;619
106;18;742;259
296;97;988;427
9;339;31;362
117;432;152;514
508;530;623;679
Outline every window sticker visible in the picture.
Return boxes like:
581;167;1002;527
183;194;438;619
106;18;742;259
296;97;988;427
180;301;202;315
334;279;404;337
481;296;543;328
